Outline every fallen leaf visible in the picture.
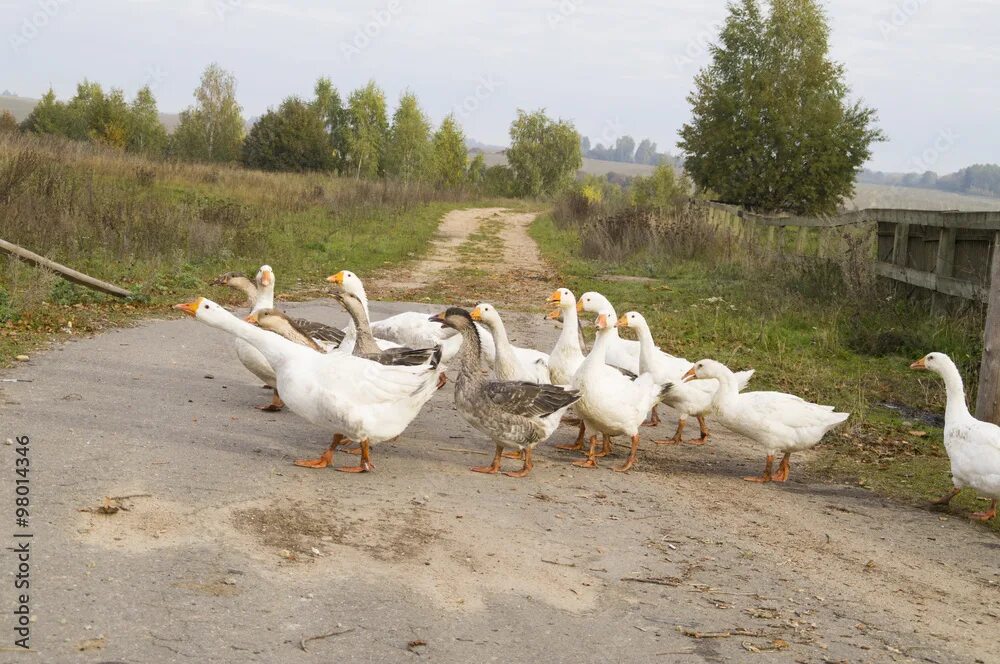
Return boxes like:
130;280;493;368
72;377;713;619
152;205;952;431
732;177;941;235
77;637;106;652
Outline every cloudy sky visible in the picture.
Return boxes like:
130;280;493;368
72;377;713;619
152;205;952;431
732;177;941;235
3;0;998;172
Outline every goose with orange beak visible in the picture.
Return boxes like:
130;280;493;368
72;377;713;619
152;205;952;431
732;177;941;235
469;303;550;383
683;359;848;483
909;352;999;521
544;288;591;452
570;313;672;472
175;296;442;473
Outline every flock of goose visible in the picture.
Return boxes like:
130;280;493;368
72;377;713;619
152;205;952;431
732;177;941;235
174;265;999;521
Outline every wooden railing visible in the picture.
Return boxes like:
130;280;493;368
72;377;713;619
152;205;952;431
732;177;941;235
701;201;1000;303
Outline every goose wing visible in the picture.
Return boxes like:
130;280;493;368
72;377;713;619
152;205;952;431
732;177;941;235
483;381;580;418
293;318;346;346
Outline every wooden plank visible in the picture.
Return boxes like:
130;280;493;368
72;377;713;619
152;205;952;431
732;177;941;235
0;238;131;298
873;261;988;302
795;226;809;255
976;232;1000;423
699;201;1000;230
892;223;910;267
935;227;957;277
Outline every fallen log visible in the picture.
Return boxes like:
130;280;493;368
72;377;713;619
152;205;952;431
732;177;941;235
0;238;131;298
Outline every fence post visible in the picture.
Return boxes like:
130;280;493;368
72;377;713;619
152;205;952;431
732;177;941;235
932;226;958;313
795;226;809;255
976;231;1000;423
892;222;910;267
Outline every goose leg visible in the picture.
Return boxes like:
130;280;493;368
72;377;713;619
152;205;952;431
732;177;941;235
471;442;504;474
642;406;661;427
930;486;961;506
613;434;640;472
341;444;362;455
502;448;524;460
337;438;375;473
294;433;343;469
686;416;709;446
504;448;534;478
257;387;285;412
970;498;998;522
743;455;774;483
572;435;599;468
595;433;613;458
771;452;791;482
655;417;686;446
556;422;586;451
436;373;448;390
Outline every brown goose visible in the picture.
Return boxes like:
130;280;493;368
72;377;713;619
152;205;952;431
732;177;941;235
430;307;580;478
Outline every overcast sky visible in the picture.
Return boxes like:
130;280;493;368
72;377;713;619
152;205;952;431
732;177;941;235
3;0;998;172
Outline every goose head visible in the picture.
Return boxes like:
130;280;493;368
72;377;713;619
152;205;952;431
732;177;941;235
430;307;475;331
469;303;501;329
682;359;728;382
174;297;231;325
910;352;956;375
617;311;646;331
593;313;617;334
546;288;575;320
577;291;615;317
255;265;275;289
247;308;322;350
327;270;365;299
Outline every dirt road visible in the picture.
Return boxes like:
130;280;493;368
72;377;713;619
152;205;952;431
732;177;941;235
1;209;997;663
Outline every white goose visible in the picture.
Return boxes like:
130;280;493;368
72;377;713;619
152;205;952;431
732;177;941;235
683;359;848;483
470;303;550;383
330;270;496;365
619;311;753;445
572;313;672;472
577;291;642;373
544;288;591;452
175;297;442;473
911;352;999;521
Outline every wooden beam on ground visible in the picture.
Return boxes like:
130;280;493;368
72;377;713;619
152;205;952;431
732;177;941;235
976;233;1000;423
0;238;131;298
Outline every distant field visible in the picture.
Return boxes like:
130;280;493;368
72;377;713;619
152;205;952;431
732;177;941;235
0;94;181;130
477;151;658;177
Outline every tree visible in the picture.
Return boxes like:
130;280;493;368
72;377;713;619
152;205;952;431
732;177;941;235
467;152;487;187
242;96;335;172
345;81;389;178
632;164;688;214
430;114;467;187
127;86;167;155
20;88;68;135
384;91;431;181
0;110;17;133
506;109;582;197
614;135;636;163
634;139;657;164
678;0;884;214
312;77;349;172
172;63;245;163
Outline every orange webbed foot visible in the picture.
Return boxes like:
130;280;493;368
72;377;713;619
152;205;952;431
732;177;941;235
654;437;683;446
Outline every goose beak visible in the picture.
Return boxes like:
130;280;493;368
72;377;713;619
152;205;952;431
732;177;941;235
576;300;584;313
173;299;201;317
546;290;561;304
209;275;227;286
244;313;259;325
326;271;345;285
429;311;446;324
617;314;628;328
545;309;560;320
469;307;483;321
259;269;273;286
910;357;927;370
595;313;608;329
682;367;698;383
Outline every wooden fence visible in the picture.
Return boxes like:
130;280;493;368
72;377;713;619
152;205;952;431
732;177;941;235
701;202;1000;304
699;201;1000;423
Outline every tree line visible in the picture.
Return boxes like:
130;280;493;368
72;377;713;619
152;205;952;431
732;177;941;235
579;135;680;168
860;164;1000;199
4;64;582;198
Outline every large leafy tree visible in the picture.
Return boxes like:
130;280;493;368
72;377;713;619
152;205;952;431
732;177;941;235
345;81;389;178
430;114;467;187
384;91;431;182
506;109;582;197
678;0;884;214
312;77;349;173
20;88;69;135
242;96;335;172
172;63;245;163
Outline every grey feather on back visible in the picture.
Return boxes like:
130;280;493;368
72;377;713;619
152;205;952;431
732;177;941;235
361;345;439;367
292;319;345;346
483;381;580;418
